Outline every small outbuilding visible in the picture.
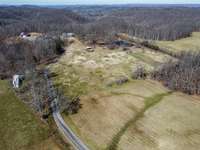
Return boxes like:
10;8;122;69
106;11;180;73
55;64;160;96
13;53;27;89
67;33;75;37
112;40;134;47
61;33;75;39
12;74;24;88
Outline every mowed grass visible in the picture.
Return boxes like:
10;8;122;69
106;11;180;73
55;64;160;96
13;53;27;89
156;32;200;53
118;93;200;150
107;92;172;150
0;80;59;150
62;80;170;150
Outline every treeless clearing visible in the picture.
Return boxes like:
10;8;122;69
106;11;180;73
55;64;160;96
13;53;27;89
118;93;200;150
49;38;200;150
30;138;62;150
156;32;200;53
62;80;169;150
49;38;172;95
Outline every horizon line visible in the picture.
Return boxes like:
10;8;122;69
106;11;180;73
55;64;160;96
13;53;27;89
1;3;200;6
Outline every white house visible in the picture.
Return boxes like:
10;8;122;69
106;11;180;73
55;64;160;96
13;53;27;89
19;32;27;38
67;33;75;37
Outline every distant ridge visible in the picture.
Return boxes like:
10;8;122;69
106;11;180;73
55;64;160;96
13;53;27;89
0;4;200;9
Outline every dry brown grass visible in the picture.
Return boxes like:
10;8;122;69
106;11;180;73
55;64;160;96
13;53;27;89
30;138;63;150
62;80;169;150
118;93;200;150
49;38;172;93
156;32;200;53
49;38;200;150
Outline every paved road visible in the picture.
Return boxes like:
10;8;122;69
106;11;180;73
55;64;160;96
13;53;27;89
44;70;89;150
53;111;90;150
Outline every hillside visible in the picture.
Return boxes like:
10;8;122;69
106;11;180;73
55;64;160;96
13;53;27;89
0;80;63;150
49;38;172;99
48;38;200;150
156;32;200;53
0;6;88;39
1;5;200;150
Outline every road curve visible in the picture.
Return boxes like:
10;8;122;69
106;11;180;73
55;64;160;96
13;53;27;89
44;69;89;150
53;111;90;150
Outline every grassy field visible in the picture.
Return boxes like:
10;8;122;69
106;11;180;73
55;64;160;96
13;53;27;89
49;38;171;98
62;80;170;150
156;32;200;53
49;38;200;150
0;80;63;150
118;93;200;150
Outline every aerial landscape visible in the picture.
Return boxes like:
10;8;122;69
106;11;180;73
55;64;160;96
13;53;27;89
1;0;200;150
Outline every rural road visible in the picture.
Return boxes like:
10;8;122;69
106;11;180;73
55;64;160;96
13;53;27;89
44;70;89;150
53;110;90;150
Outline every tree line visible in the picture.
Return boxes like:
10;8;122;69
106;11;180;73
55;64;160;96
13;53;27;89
152;52;200;95
82;7;200;42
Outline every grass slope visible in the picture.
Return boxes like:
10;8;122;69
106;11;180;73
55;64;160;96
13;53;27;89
156;32;200;53
49;38;200;150
61;80;169;150
49;38;171;99
118;93;200;150
48;39;173;149
0;80;54;150
107;92;172;150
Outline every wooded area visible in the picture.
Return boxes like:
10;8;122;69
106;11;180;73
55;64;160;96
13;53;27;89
152;52;200;95
0;35;63;78
1;6;200;41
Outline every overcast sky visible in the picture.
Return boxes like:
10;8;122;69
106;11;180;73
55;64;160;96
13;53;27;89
0;0;200;5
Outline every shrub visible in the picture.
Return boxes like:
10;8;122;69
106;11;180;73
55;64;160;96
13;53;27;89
107;76;129;87
132;66;148;79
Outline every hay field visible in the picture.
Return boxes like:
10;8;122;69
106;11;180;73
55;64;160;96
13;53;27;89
63;80;170;150
156;32;200;53
118;93;200;150
49;38;200;150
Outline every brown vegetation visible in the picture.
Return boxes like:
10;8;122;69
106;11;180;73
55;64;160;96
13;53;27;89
152;52;200;95
0;35;63;78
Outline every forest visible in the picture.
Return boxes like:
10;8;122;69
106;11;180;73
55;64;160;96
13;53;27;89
1;6;200;41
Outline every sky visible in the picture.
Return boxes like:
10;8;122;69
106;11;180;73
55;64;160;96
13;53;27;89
0;0;200;5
